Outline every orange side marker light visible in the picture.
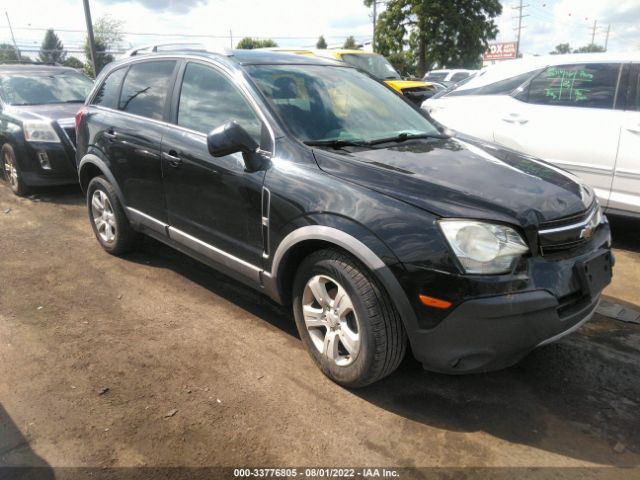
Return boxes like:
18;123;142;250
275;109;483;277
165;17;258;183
419;294;452;309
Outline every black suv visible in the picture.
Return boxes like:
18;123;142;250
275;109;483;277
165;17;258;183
0;64;93;195
76;50;612;387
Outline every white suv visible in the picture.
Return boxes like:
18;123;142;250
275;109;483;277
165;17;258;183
423;69;477;85
422;53;640;218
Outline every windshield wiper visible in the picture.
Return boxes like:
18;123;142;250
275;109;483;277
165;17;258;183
304;139;373;149
365;132;449;146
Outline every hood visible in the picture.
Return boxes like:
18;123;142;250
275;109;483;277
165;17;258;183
313;136;594;229
7;103;82;122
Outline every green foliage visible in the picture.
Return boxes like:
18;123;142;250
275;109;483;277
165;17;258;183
573;43;605;53
84;15;124;77
343;36;359;49
550;43;572;55
316;35;328;49
39;29;67;64
236;37;278;49
63;56;84;69
386;51;416;77
371;0;502;76
0;43;20;62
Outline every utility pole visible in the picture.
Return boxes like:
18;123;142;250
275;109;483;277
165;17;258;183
372;1;377;52
4;11;22;62
82;0;98;77
604;24;610;51
590;19;597;45
229;29;233;49
512;0;529;58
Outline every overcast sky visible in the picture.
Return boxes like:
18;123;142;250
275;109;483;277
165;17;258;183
2;0;639;59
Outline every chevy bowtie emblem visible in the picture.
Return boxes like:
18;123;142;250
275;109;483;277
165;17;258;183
580;225;594;240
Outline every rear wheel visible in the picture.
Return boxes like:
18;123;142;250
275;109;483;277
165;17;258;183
1;144;29;196
87;176;140;255
292;248;407;387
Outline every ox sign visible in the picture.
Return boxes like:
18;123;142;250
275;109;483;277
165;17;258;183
483;42;518;61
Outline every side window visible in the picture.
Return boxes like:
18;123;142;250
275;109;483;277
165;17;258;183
91;67;126;109
631;65;640;111
177;62;262;141
446;70;537;97
119;60;176;120
450;72;469;82
525;63;620;109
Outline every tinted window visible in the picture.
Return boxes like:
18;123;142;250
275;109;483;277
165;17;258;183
0;70;92;106
92;67;126;108
177;62;262;140
424;72;448;81
446;71;536;97
119;61;176;120
632;66;640;111
525;63;620;109
451;72;470;82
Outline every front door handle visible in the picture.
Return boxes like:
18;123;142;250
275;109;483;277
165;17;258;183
163;150;183;167
501;114;528;125
627;126;640;135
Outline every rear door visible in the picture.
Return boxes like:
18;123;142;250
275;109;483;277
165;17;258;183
89;59;178;222
610;63;640;215
494;62;622;206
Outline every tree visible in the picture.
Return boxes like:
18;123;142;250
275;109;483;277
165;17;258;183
316;35;327;49
343;36;359;49
84;15;124;77
0;43;20;63
39;29;67;64
550;43;572;55
63;56;84;69
573;43;605;53
369;0;502;76
235;37;278;49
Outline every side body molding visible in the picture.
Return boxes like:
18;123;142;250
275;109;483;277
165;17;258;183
263;225;419;334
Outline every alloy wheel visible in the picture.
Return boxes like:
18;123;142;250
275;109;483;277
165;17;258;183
3;151;18;189
302;274;361;366
91;190;117;243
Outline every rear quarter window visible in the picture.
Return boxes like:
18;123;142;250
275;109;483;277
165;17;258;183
522;63;621;109
118;60;177;120
91;67;126;109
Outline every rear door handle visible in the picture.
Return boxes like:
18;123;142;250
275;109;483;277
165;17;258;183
501;115;528;125
627;126;640;135
163;150;183;167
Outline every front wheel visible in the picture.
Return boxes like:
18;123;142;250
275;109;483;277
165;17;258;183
292;249;407;388
1;144;29;196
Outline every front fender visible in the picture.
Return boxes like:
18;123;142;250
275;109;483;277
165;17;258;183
78;153;127;210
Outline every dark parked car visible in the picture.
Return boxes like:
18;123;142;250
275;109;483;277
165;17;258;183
0;64;93;195
75;50;613;387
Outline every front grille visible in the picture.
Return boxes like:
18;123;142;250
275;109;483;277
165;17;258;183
538;203;599;255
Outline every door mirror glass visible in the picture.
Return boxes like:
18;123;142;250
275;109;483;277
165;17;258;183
207;121;259;158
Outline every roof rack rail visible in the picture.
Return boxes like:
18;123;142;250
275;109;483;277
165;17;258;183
123;43;215;57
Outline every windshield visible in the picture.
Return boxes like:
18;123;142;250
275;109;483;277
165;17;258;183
247;65;439;143
340;54;401;80
0;71;93;106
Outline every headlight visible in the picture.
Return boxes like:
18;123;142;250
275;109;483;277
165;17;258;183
439;220;529;274
23;121;60;143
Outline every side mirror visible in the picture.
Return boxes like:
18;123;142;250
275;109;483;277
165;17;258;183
207;121;259;158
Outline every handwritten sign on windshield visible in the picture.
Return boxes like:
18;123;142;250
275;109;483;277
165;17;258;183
542;67;594;103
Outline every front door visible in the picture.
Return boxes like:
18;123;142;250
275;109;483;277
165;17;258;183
161;61;270;277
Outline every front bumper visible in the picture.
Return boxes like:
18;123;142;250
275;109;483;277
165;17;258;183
400;224;612;374
409;289;600;373
15;141;78;187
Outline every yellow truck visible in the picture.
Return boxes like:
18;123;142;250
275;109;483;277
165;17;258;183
265;48;436;105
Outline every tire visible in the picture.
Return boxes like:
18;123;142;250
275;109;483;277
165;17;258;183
87;176;140;255
292;248;407;388
1;144;29;196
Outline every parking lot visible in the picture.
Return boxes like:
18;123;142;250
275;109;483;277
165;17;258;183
1;183;639;474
